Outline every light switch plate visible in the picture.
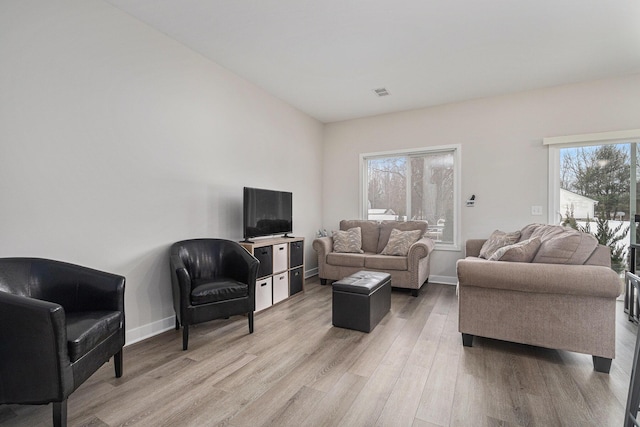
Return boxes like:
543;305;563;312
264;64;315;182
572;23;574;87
531;205;543;216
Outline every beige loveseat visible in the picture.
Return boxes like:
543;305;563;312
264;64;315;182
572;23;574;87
457;223;622;373
313;220;435;296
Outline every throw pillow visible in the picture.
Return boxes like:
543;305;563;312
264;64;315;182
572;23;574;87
488;237;541;262
332;227;364;253
380;228;423;256
478;229;521;259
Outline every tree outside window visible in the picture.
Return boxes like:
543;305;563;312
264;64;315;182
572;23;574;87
560;144;631;272
364;148;457;245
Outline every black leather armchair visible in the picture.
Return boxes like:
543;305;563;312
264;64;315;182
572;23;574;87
0;258;125;427
170;239;259;350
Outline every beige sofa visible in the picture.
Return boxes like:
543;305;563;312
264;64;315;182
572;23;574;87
456;223;622;373
313;220;435;296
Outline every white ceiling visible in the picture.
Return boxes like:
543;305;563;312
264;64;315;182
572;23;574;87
104;0;640;123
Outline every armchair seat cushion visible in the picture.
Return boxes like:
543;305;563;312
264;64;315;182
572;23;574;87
191;278;248;305
66;311;123;362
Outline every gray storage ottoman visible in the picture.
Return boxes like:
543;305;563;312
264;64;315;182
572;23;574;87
332;271;391;333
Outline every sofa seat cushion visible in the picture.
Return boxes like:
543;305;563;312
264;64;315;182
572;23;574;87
365;254;408;271
191;278;248;305
66;311;123;362
327;252;366;268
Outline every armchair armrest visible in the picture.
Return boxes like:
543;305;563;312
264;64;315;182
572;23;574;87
457;258;621;298
0;292;73;404
220;246;259;297
170;254;192;311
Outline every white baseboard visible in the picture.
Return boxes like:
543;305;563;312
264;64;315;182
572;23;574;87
429;275;457;286
305;267;318;278
125;315;175;346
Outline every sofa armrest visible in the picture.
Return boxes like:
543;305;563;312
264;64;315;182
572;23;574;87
457;258;621;298
312;237;333;258
408;236;435;259
407;236;435;272
465;239;487;258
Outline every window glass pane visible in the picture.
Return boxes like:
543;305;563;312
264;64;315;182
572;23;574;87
367;157;407;221
364;149;456;245
559;143;630;273
560;145;630;220
410;152;455;243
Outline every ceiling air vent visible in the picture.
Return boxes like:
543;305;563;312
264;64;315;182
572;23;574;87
373;87;390;97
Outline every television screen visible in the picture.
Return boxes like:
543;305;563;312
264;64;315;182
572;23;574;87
243;187;292;240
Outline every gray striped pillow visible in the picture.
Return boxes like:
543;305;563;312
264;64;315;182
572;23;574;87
332;227;364;253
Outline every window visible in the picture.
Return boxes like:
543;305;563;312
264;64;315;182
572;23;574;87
360;145;460;248
546;129;640;273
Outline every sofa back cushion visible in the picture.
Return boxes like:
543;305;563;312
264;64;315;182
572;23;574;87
376;221;428;253
340;220;380;253
520;223;565;242
585;245;612;267
519;224;599;265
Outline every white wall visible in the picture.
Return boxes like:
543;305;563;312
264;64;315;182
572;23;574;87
0;0;324;343
3;0;640;342
323;73;640;282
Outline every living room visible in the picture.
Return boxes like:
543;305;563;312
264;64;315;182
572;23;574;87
2;1;640;426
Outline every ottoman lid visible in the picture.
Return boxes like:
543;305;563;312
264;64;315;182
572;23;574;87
332;271;391;294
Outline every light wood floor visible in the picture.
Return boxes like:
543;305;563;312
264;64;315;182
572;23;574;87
0;277;636;427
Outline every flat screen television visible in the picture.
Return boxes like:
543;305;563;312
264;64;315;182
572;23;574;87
243;187;293;241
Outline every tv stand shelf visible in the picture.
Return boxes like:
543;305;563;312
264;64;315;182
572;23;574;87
240;236;304;312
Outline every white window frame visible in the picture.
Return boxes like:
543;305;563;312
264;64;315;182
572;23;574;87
545;128;640;225
359;144;461;251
